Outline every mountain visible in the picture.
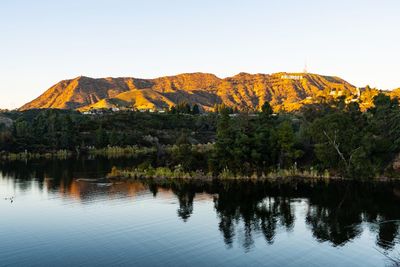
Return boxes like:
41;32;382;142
20;72;360;112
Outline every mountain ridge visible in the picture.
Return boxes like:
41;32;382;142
20;72;375;112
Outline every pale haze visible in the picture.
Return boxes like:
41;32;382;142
1;0;399;109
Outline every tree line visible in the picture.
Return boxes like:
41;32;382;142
172;94;400;178
1;93;400;178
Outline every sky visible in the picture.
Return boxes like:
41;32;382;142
0;0;399;109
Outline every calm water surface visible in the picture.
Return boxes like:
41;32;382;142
1;158;400;266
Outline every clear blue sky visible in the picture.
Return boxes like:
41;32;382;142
1;0;399;109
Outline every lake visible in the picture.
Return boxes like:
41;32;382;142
1;158;400;267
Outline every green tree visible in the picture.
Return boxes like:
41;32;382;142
276;121;301;168
172;132;195;170
96;126;108;148
252;111;275;172
261;101;273;115
109;129;119;146
15;120;30;138
212;110;235;173
60;115;76;149
192;104;200;115
310;111;371;177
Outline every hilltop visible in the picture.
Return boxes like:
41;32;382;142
20;72;365;112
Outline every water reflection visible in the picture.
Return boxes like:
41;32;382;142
147;180;400;251
1;158;400;256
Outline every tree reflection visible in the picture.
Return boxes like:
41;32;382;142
1;159;400;252
213;182;295;248
175;189;195;222
162;179;400;251
305;205;362;246
305;183;362;246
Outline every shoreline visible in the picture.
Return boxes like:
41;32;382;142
0;146;156;161
107;171;400;183
2;149;399;182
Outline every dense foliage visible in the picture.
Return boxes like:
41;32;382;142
1;93;400;178
209;94;400;178
0;109;217;152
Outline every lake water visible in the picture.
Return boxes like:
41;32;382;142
1;158;400;266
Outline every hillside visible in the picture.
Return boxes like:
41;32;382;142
20;72;360;112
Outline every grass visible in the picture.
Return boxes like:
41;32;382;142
107;165;333;181
166;143;214;154
88;145;157;158
0;149;71;161
0;145;158;161
108;165;213;180
265;166;331;179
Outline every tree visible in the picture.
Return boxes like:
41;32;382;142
60;115;76;149
253;110;275;171
109;129;119;146
172;132;195;170
174;102;192;114
310;111;371;177
372;93;392;111
276;121;301;168
95;126;108;148
0;123;14;151
15;120;30;138
214;103;234;114
366;93;400;172
169;106;177;114
192;104;200;115
261;101;273;116
212;110;235;173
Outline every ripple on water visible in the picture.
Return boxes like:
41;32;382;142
0;171;399;267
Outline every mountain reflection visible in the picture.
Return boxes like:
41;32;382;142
1;159;400;252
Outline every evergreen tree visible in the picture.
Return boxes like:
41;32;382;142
192;104;200;115
261;101;273;115
60;115;75;149
109;129;119;146
95;126;108;148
